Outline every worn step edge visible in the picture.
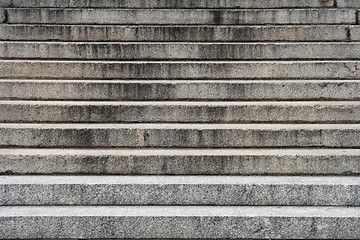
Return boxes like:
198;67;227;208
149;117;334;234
0;25;352;42
1;148;359;175
1;123;359;148
1;101;360;123
1;60;360;80
0;206;359;239
1;175;359;206
1;79;360;101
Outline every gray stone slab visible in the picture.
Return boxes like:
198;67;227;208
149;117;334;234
337;0;360;7
0;123;359;148
6;8;356;24
0;25;349;42
0;206;359;239
1;101;360;123
0;0;335;8
1;60;360;80
1;148;359;175
351;26;360;41
1;80;360;101
3;42;360;60
1;176;359;206
0;9;5;23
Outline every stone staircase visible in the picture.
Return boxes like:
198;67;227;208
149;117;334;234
0;0;360;239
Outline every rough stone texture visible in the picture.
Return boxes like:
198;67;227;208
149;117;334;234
351;26;360;41
1;176;359;206
0;206;359;239
6;8;356;25
0;0;335;8
1;148;359;175
0;9;5;23
0;124;359;148
1;80;360;101
1;60;360;80
0;0;359;238
1;101;360;123
0;25;349;42
337;0;360;7
3;42;360;60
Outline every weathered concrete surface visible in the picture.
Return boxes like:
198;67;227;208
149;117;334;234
337;0;360;7
3;42;360;60
0;0;335;8
1;101;360;123
1;176;359;206
0;206;359;239
0;124;359;148
0;9;5;23
0;25;349;42
1;80;360;101
6;8;356;24
1;148;359;175
1;60;360;80
351;26;360;41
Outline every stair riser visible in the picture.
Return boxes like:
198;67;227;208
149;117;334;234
4;9;356;25
2;61;360;80
0;0;335;8
3;42;360;60
1;80;360;101
1;126;359;148
1;183;359;206
0;25;351;42
2;103;360;123
2;150;360;175
1;214;358;239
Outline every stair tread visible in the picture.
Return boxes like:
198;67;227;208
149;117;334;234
1;123;359;129
2;100;360;105
1;148;359;156
2;175;359;185
1;206;359;217
0;0;336;9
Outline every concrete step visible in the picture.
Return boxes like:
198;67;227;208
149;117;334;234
2;80;360;101
0;25;353;42
1;175;359;206
0;0;336;8
4;8;356;25
2;101;360;124
4;42;360;60
2;60;360;80
1;123;359;148
1;206;359;239
1;148;359;175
